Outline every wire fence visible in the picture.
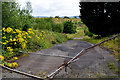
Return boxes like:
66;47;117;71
1;33;120;80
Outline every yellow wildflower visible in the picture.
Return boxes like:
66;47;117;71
42;38;44;40
12;63;16;67
28;31;31;34
35;35;38;38
15;29;19;32
41;31;45;34
25;32;28;35
0;55;4;61
24;36;26;38
40;33;42;36
2;63;4;66
10;38;12;41
5;40;8;43
37;37;40;39
9;48;13;52
13;38;16;41
32;31;34;34
9;52;13;54
8;63;12;67
2;27;5;31
28;28;32;31
25;40;27;43
10;35;12;38
14;57;18;60
14;42;17;45
18;37;24;43
13;31;16;33
7;47;11;49
28;36;31;39
2;36;6;39
22;43;26;49
15;29;22;33
6;27;13;33
12;62;18;68
2;42;6;45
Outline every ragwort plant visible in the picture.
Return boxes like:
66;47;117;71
1;27;35;68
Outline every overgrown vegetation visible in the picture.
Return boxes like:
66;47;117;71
2;2;119;77
63;20;76;34
1;1;82;68
2;2;33;30
1;1;75;68
33;17;64;33
0;27;68;68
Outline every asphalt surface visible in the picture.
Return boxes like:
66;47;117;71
2;40;118;78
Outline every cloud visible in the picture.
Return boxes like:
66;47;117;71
17;0;80;17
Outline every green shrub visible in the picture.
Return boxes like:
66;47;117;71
64;16;69;19
52;23;64;33
22;21;31;31
84;26;94;37
63;20;76;34
55;16;60;18
33;18;65;33
33;18;53;30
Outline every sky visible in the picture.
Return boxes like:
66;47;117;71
16;0;80;17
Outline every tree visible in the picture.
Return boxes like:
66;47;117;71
64;16;69;19
21;1;33;31
79;2;120;37
2;1;33;30
55;16;60;18
63;20;76;34
74;16;77;19
2;2;21;28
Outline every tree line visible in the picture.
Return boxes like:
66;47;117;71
79;2;120;37
2;1;33;31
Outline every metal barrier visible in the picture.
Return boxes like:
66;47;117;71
1;33;120;80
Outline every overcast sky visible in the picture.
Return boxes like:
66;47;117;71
16;0;80;17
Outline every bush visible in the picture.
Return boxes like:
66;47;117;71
52;33;67;43
33;18;53;30
2;27;34;59
33;17;65;33
1;27;68;59
63;20;76;34
64;16;69;19
52;23;64;33
55;16;60;18
22;21;31;31
84;26;94;37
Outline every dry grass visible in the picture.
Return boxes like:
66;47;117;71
53;18;81;23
